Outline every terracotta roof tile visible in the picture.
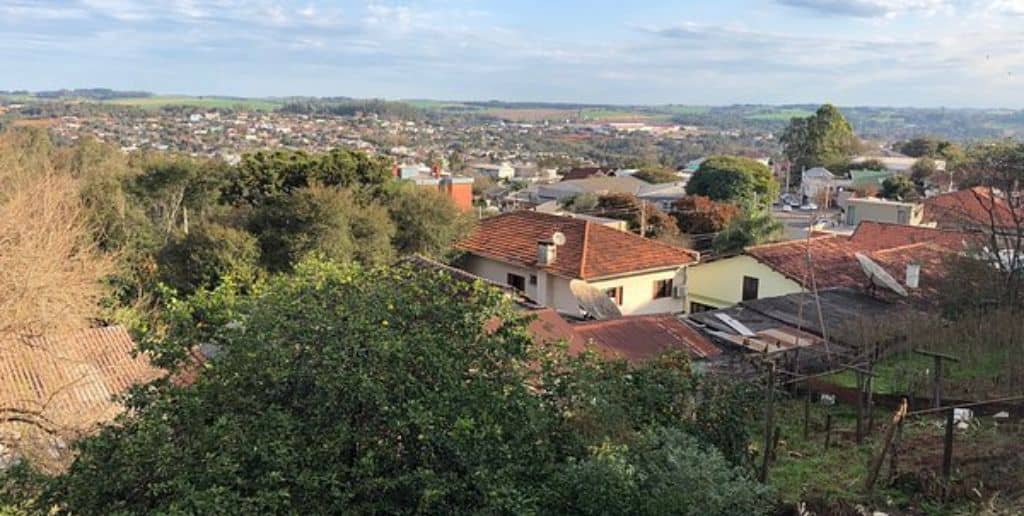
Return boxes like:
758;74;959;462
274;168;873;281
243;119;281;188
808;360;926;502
457;211;697;280
923;187;1017;230
849;221;973;251
746;234;955;296
573;314;721;362
0;326;163;434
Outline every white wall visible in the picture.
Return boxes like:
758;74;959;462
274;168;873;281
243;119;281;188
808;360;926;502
461;255;687;316
589;268;685;315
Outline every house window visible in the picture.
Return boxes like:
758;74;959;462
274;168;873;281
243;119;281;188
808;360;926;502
742;276;759;301
690;302;716;313
605;286;623;305
507;273;526;292
653;279;673;299
529;274;537;286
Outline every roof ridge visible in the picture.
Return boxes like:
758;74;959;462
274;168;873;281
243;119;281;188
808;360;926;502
585;220;701;261
579;220;591;278
746;234;839;253
871;241;952;255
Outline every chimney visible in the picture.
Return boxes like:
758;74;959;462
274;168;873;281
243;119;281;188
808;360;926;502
537;240;556;266
905;263;920;289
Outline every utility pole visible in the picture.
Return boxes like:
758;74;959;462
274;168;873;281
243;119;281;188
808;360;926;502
639;200;647;238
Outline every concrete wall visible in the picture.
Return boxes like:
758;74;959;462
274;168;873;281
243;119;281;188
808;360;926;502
687;255;802;310
846;199;923;226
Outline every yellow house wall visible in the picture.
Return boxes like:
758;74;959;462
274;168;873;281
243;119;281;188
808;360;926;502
686;255;802;310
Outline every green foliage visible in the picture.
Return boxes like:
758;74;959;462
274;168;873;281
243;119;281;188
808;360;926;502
560;192;600;212
632;165;680;184
247;186;394;272
880;175;918;201
686;155;778;208
383;183;475;258
157;223;261;294
222;148;393;206
35;262;773;515
551;429;774;516
713;207;783;254
780;104;859;172
897;137;963;162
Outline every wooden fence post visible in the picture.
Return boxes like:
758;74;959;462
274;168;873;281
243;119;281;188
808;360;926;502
759;361;776;483
942;407;955;500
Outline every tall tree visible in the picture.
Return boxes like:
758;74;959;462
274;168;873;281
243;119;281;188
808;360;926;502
35;261;772;515
384;183;475;258
685;156;778;208
780;104;859;172
247;186;394;272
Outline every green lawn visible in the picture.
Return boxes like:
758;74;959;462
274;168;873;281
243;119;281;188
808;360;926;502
745;108;814;121
104;96;282;111
824;350;1011;398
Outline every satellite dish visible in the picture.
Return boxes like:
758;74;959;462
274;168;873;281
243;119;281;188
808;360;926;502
569;279;622;320
854;252;908;297
552;231;566;246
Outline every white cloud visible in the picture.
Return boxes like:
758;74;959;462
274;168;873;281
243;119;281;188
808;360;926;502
777;0;953;17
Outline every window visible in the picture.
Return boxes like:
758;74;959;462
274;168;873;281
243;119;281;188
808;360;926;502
529;274;537;286
690;302;716;313
653;278;673;299
605;286;623;305
507;273;526;292
742;276;759;301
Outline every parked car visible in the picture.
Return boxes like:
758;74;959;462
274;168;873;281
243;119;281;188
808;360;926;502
800;202;818;211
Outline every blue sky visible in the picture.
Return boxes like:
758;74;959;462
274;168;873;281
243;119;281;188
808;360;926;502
2;0;1023;107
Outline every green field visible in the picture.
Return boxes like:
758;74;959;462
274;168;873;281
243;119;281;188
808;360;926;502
745;108;814;121
104;96;282;111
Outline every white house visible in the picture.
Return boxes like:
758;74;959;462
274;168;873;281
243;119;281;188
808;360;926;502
456;211;699;317
469;162;515;180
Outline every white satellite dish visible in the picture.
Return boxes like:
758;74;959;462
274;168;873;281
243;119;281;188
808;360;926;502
854;252;908;297
551;231;566;246
569;279;622;320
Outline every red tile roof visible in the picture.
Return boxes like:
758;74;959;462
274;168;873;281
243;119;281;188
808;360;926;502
746;234;955;295
457;211;698;280
923;187;1017;230
0;326;163;435
849;221;973;251
573;314;721;362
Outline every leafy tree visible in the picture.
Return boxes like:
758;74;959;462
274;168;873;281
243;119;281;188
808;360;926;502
685;156;778;208
632;165;680;184
898;137;963;162
384;183;475;258
35;261;772;515
157;223;260;294
223;148;393;206
880;175;918;201
780;104;859;172
910;157;938;193
130;154;227;238
560;192;599;212
550;429;773;516
673;196;740;234
247;186;394;272
712;208;783;254
589;193;678;238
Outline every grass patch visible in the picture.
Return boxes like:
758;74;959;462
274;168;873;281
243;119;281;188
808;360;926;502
745;108;814;121
105;96;282;111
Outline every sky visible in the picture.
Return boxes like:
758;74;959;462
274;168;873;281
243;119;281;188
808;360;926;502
2;0;1024;107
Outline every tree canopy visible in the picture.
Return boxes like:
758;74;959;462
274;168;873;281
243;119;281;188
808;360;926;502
780;104;860;172
632;165;680;184
712;208;783;254
673;196;740;234
685;156;778;208
880;175;918;201
33;261;772;515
